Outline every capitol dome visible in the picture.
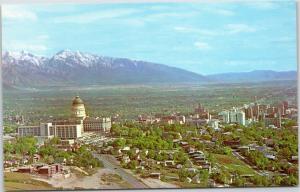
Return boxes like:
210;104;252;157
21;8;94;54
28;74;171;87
71;96;86;119
72;96;84;105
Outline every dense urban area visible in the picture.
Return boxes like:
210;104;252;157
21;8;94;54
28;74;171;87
3;82;298;190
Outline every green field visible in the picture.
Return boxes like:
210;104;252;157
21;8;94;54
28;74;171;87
4;172;55;191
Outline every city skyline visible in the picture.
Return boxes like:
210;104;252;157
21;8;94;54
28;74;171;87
2;1;297;75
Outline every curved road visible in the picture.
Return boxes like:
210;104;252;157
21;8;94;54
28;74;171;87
93;153;149;189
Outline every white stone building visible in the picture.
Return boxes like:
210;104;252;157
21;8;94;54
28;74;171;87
17;96;111;140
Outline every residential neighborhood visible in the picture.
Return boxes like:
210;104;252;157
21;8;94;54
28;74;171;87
3;96;298;189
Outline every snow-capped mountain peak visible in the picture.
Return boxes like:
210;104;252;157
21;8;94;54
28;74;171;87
3;50;45;67
51;50;99;67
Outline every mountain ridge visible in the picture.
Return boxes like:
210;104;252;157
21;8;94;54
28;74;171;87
2;50;297;88
207;70;297;82
2;50;209;87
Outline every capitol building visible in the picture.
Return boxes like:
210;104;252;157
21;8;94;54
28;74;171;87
17;96;111;140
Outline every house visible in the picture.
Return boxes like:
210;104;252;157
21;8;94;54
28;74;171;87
180;141;189;146
132;154;141;161
37;165;57;177
20;157;29;165
193;154;206;161
291;156;298;164
176;164;183;169
287;166;298;174
188;147;196;153
144;159;156;168
149;172;161;180
143;149;149;156
122;156;131;164
164;160;175;167
195;160;208;166
4;160;19;167
264;154;276;160
201;163;212;174
264;138;274;147
33;154;41;163
240;174;255;178
132;148;140;154
223;140;240;148
4;161;13;168
173;139;181;143
53;164;62;173
16;166;33;173
248;143;259;151
119;146;130;153
185;177;192;183
186;168;198;174
238;146;250;153
136;165;144;170
102;146;113;154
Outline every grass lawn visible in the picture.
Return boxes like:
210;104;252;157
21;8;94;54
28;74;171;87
213;154;256;175
4;172;55;191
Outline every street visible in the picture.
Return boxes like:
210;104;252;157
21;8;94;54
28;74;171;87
93;153;149;189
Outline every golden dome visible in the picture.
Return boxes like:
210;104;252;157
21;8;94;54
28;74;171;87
72;96;84;105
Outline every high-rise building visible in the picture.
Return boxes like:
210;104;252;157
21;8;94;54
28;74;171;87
218;111;230;123
218;108;245;126
194;103;211;120
264;112;281;128
244;105;253;119
236;111;246;126
195;103;205;114
252;103;260;120
276;102;285;116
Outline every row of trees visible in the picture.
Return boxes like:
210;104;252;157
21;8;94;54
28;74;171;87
4;137;103;170
4;137;37;157
39;139;103;169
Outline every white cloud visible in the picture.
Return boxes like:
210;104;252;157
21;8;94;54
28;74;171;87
53;9;139;24
226;24;257;34
2;5;37;21
194;41;211;50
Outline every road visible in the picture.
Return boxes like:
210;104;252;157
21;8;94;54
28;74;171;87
93;153;149;189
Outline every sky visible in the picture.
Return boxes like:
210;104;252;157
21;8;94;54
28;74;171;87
2;1;297;75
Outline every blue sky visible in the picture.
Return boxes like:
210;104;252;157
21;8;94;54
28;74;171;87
2;1;297;74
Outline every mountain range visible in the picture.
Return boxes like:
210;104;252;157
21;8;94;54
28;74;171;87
207;70;297;83
1;50;297;88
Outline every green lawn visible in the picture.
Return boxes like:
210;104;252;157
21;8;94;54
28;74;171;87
4;172;55;191
213;154;256;175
